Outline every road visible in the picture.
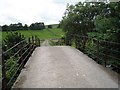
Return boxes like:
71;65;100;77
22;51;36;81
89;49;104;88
13;46;118;88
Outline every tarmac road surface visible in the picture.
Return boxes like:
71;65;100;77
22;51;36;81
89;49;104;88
13;46;118;88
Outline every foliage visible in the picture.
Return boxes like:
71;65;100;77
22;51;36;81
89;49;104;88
48;25;52;29
61;2;120;72
2;22;45;31
6;57;18;80
49;37;65;46
30;22;45;30
3;32;25;52
2;32;27;88
85;38;97;57
61;2;120;42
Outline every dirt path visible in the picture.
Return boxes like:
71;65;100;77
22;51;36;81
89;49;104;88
13;46;118;88
41;40;50;46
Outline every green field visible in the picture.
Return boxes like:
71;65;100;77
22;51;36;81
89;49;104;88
1;28;64;41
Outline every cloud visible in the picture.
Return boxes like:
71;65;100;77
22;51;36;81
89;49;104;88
0;0;83;25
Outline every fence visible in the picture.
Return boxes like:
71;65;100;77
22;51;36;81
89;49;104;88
49;38;65;46
65;35;120;73
1;35;40;90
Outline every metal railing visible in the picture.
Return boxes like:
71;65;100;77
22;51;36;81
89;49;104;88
1;35;40;90
65;35;120;73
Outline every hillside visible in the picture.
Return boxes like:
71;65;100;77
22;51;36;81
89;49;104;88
2;28;64;40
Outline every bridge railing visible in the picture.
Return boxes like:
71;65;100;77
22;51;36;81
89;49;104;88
65;35;120;73
1;35;40;90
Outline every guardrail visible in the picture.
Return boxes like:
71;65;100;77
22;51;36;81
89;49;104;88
1;35;40;90
65;35;120;73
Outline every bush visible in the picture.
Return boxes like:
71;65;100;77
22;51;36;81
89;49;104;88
3;32;25;51
6;57;18;80
2;32;27;83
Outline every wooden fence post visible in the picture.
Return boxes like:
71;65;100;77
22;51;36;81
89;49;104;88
2;53;7;90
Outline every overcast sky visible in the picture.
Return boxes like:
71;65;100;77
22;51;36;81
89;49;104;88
1;0;119;26
0;0;83;26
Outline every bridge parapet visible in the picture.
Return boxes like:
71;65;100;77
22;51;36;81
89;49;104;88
1;35;40;90
64;35;120;74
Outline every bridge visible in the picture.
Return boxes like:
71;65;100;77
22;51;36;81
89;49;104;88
1;36;119;89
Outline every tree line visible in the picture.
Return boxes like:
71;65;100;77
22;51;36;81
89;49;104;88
2;22;45;31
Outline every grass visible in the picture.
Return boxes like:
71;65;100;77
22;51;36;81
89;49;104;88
1;28;64;41
0;32;2;43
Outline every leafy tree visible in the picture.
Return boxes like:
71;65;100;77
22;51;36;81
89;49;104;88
48;25;52;29
61;1;120;45
30;22;45;30
9;23;23;31
23;24;28;30
2;25;9;31
2;22;45;31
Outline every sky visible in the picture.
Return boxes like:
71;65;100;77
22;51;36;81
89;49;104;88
1;0;119;26
0;0;83;26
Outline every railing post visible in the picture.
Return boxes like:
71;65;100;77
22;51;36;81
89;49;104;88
34;35;36;45
28;37;31;44
38;38;40;47
2;53;7;90
32;36;34;44
104;41;107;67
97;40;100;63
32;36;35;50
28;37;33;55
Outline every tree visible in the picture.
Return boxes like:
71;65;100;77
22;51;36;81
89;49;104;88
48;25;52;29
61;2;97;48
23;24;28;30
29;22;45;30
2;25;9;31
8;23;24;31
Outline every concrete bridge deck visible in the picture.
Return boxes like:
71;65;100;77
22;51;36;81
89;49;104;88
13;46;118;88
